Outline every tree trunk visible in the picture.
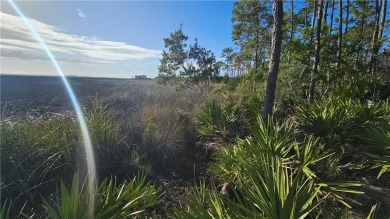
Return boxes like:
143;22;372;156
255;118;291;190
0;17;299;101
337;0;342;70
311;0;317;28
378;0;387;39
369;0;381;74
324;0;328;26
254;12;260;92
329;0;334;35
371;0;387;74
310;0;318;43
305;1;308;28
345;0;349;34
309;0;324;100
262;0;283;122
288;0;294;64
356;0;367;67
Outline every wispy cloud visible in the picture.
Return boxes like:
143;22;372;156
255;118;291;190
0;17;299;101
0;12;162;65
77;9;86;18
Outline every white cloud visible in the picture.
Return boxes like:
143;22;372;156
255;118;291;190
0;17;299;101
77;9;86;18
0;12;162;65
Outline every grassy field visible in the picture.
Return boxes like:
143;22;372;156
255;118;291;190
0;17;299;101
1;75;210;217
1;75;390;218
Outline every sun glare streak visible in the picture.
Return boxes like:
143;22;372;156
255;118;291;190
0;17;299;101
7;0;97;216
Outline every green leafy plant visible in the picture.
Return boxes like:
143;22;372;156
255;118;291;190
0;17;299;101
167;180;229;219
295;98;358;149
361;125;390;178
335;74;390;102
196;101;242;143
43;173;162;219
171;118;363;218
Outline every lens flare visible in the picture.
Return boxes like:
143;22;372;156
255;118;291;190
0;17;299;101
7;0;97;217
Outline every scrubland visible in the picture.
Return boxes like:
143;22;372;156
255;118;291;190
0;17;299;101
1;74;390;218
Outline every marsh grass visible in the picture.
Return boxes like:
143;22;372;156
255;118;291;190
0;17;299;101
1;78;209;216
140;105;185;164
1;115;79;202
0;101;141;215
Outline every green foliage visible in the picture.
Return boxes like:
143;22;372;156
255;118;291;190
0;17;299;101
241;92;264;127
0;101;139;211
335;74;390;102
295;98;389;149
167;180;229;219
295;99;358;149
173;118;362;218
157;25;219;91
361;125;390;178
223;76;243;91
232;0;272;70
43;173;162;219
294;98;390;186
196;101;242;143
210;118;293;183
1;115;79;203
0;200;12;219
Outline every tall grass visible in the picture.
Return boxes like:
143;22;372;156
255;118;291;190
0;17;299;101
1;101;140;215
1;114;79;203
1;80;208;216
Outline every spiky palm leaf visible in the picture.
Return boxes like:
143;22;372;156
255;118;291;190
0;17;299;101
361;126;390;178
207;118;363;218
167;180;230;219
43;173;162;219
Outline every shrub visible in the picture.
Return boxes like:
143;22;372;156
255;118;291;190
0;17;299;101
295;98;389;149
240;92;264;127
294;99;390;180
167;180;229;219
295;98;358;149
360;125;390;179
43;173;162;219
335;74;390;102
196;101;243;144
171;118;362;218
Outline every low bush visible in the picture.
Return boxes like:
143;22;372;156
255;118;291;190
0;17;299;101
294;98;390;181
171;118;363;218
43;173;162;219
196;101;243;145
335;74;390;102
295;98;389;149
360;125;390;179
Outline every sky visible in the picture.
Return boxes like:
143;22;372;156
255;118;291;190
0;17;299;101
0;1;235;78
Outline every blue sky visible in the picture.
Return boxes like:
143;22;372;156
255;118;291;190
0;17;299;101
1;1;235;78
